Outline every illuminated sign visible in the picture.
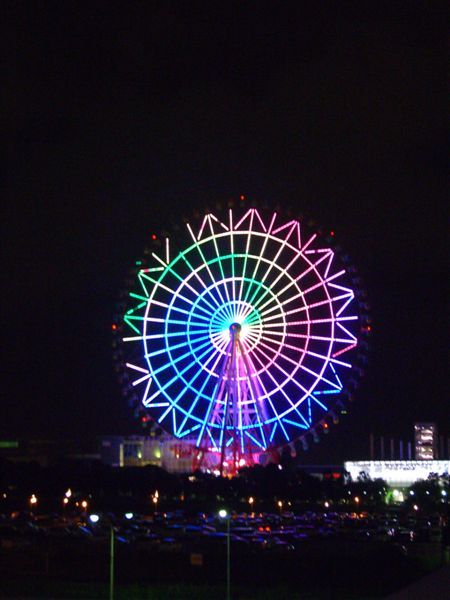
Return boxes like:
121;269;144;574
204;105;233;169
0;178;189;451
345;460;450;486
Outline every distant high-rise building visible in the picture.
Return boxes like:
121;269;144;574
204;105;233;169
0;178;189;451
414;423;437;460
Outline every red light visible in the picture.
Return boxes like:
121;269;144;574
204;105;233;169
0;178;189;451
151;234;157;240
240;195;245;201
330;231;335;237
367;326;372;332
111;324;117;331
323;423;329;429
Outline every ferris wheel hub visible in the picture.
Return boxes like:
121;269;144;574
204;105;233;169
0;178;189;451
229;322;242;335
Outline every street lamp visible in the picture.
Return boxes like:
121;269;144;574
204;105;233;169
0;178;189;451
62;496;69;519
90;514;114;600
248;496;254;513
29;494;38;512
219;509;231;600
152;490;159;513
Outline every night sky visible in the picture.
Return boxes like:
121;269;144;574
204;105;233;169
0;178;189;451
2;2;448;462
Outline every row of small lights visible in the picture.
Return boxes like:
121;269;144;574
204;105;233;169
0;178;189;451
11;487;448;515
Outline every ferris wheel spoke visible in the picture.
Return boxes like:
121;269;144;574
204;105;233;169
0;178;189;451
249;240;314;311
177;344;227;437
237;211;256;302
290;269;346;301
228;210;238;302
261;292;351;324
152;252;219;312
177;253;224;310
255;342;338;411
256;336;340;391
152;335;214;379
237;341;268;448
265;315;357;328
241;212;277;306
255;250;333;315
161;343;225;431
246;226;296;308
154;339;224;420
205;217;232;305
142;273;212;318
250;345;313;426
260;336;351;369
249;346;304;436
185;224;228;306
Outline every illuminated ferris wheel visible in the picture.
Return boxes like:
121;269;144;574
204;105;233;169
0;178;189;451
118;205;368;474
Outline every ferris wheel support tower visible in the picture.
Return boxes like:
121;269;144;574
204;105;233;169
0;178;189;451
201;322;269;475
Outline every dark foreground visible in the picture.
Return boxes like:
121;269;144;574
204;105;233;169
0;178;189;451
1;510;449;599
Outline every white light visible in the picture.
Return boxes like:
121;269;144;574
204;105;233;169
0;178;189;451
218;509;228;518
125;512;134;520
89;514;100;523
442;490;447;497
413;504;419;511
409;490;415;496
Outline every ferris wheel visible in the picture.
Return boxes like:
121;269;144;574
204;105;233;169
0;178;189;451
118;205;368;474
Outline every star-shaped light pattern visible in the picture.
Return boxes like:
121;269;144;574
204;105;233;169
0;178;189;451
122;208;364;458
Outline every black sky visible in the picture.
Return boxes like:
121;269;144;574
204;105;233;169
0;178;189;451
2;2;448;461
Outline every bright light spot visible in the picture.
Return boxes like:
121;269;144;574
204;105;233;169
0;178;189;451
218;509;227;518
354;496;360;504
65;488;72;498
393;489;399;498
239;458;246;467
324;501;330;508
248;496;254;505
278;465;283;471
277;500;283;508
81;500;88;509
125;512;134;520
30;494;37;505
89;514;99;523
409;490;415;496
442;490;448;497
63;497;69;505
413;504;419;511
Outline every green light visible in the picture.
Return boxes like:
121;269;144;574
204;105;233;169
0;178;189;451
0;441;19;448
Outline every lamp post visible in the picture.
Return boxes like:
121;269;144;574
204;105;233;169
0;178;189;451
109;523;114;600
219;509;230;600
90;514;114;600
